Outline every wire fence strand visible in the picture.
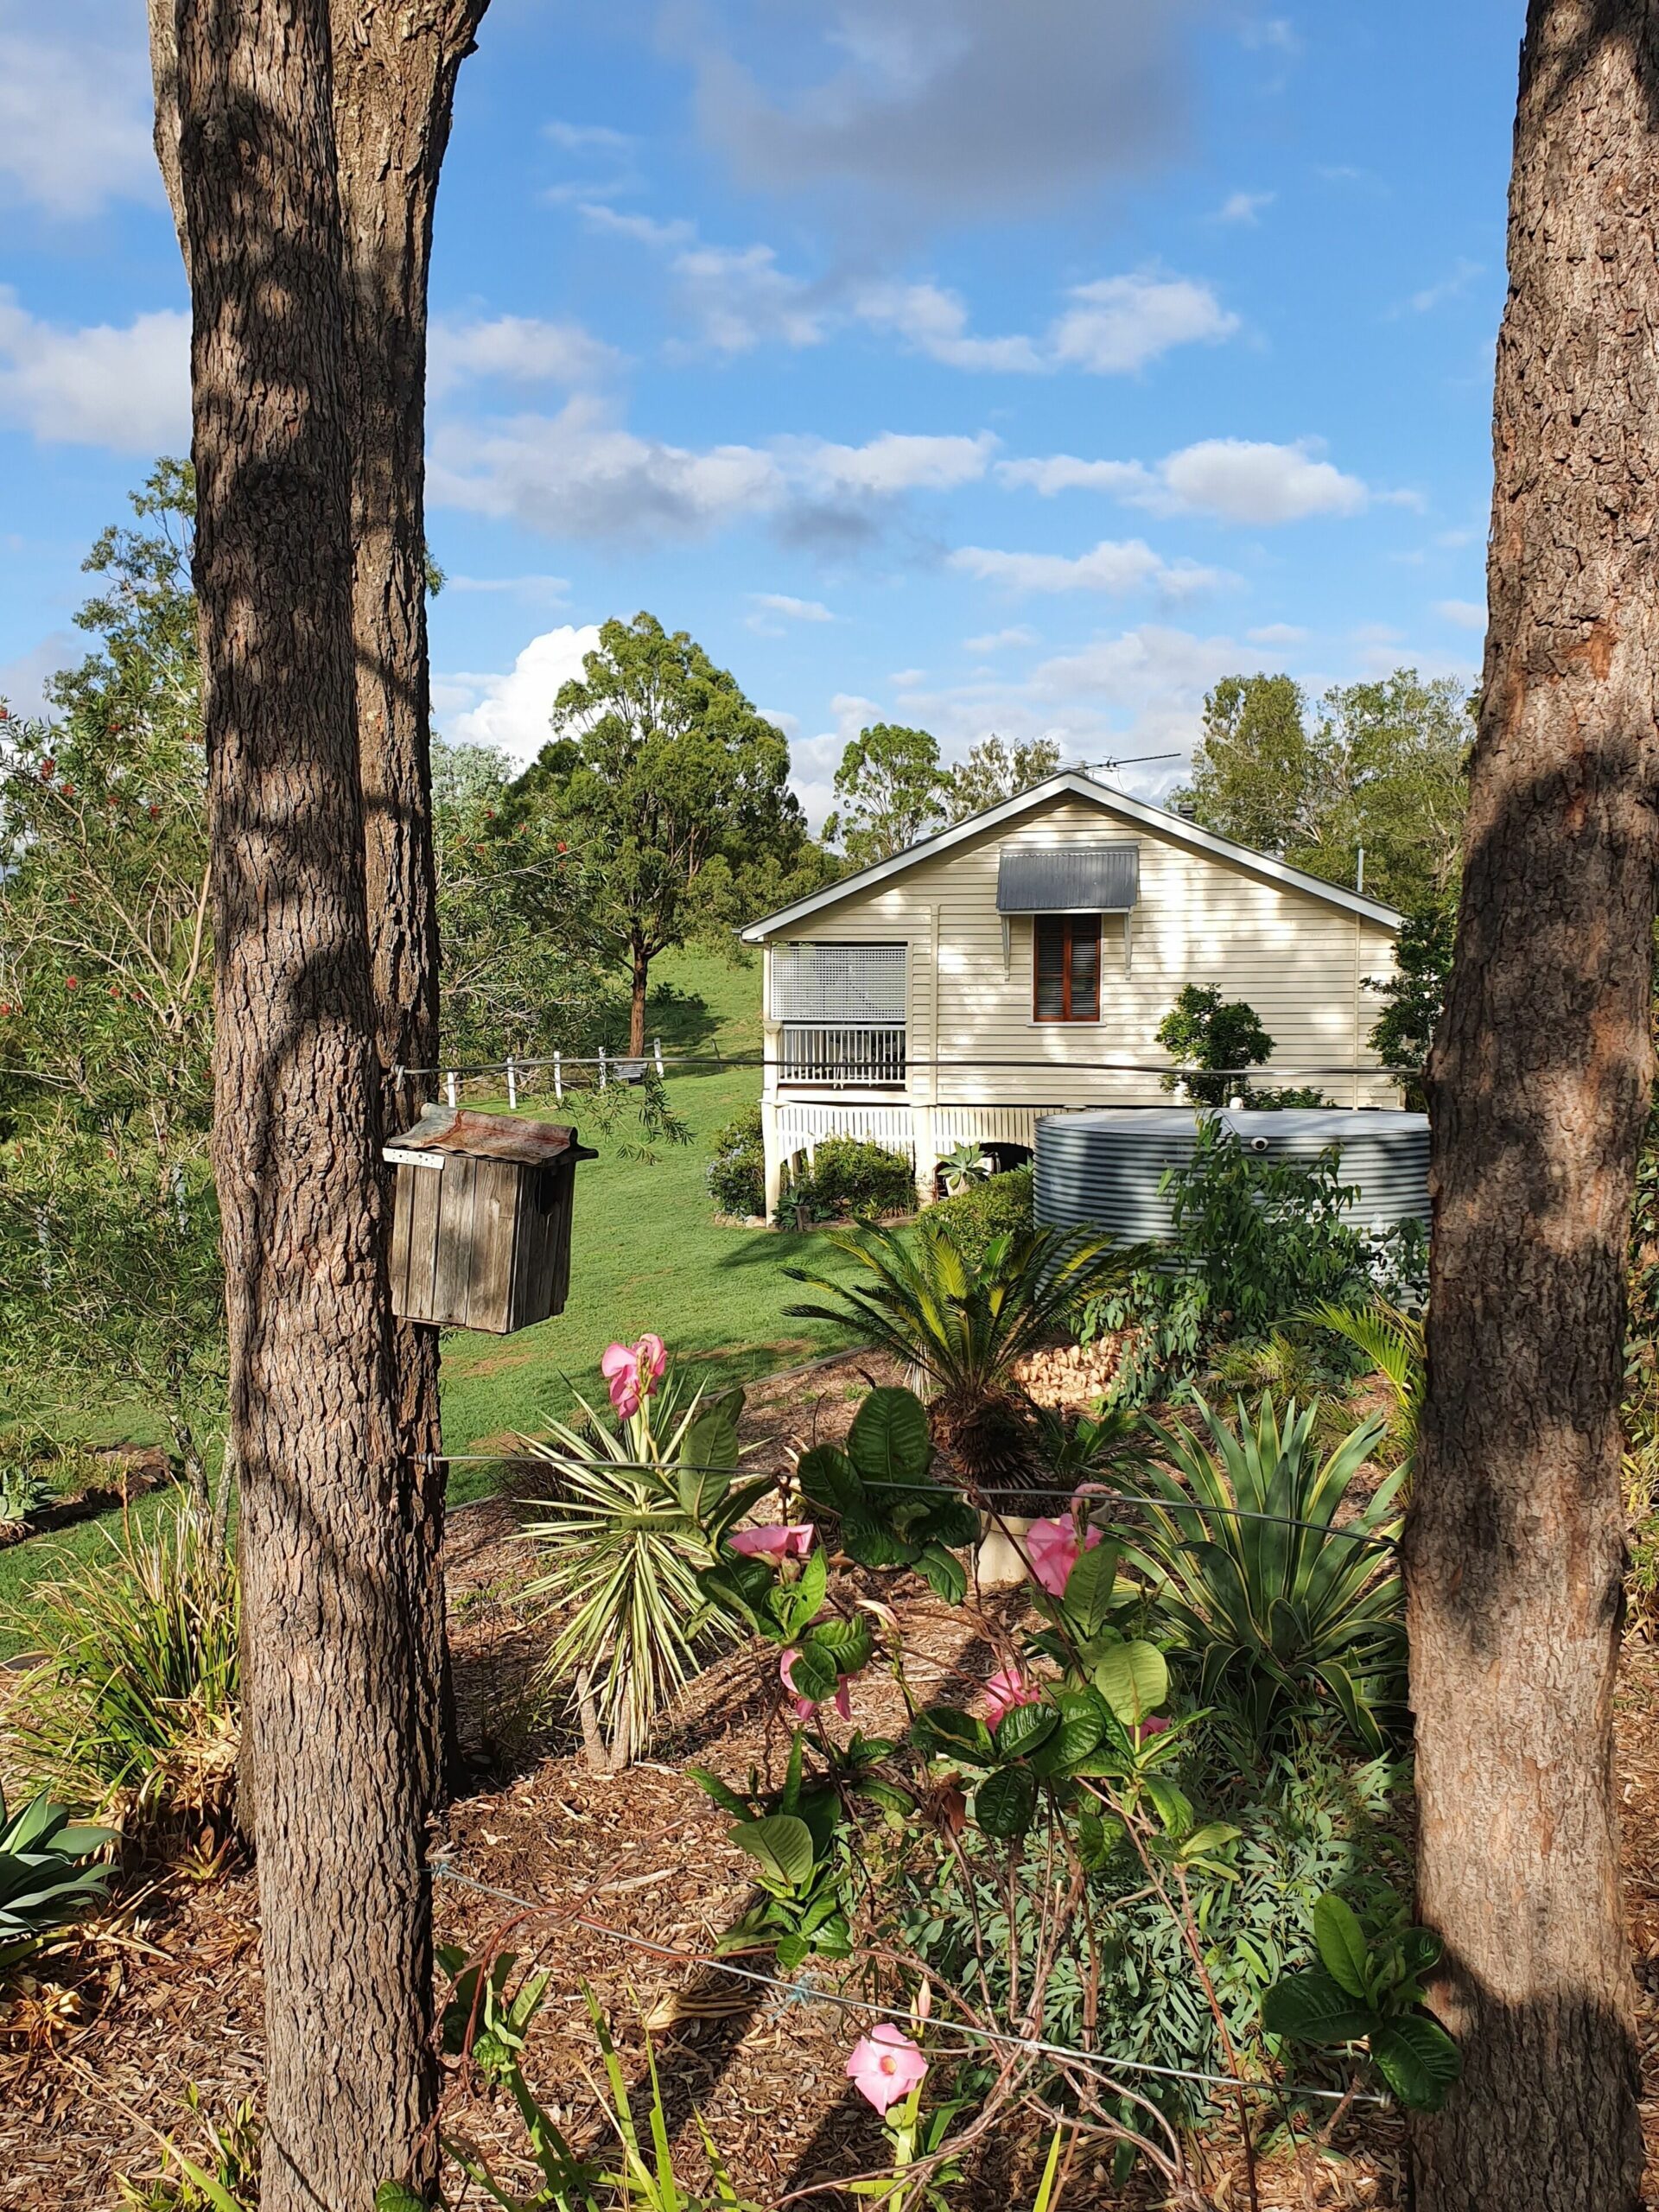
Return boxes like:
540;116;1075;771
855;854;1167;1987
430;1862;1386;2107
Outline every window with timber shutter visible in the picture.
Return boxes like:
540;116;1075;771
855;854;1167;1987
1033;915;1100;1022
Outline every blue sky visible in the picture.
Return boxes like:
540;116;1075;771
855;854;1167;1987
1;0;1515;823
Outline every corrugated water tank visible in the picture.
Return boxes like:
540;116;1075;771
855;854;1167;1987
1033;1108;1430;1244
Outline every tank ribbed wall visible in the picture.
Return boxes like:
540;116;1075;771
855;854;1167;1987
1033;1108;1430;1243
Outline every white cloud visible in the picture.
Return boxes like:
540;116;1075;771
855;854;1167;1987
854;282;1044;372
1001;436;1367;524
753;594;834;621
964;626;1039;653
0;629;78;719
429;399;995;542
1401;258;1483;315
438;626;602;766
950;537;1226;597
545;121;632;154
0;6;159;219
1247;622;1309;645
790;429;995;495
444;574;571;606
1435;598;1486;630
1217;189;1274;225
686;0;1198;219
428;315;620;395
1049;275;1238;374
669;243;828;353
0;289;189;450
1240;16;1300;54
577;204;697;248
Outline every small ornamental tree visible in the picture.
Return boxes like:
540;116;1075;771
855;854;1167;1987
1155;985;1274;1106
823;723;952;865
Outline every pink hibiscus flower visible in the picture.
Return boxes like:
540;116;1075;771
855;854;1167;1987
780;1645;855;1723
1023;1514;1103;1598
600;1332;667;1418
729;1523;816;1560
846;2024;928;2114
983;1667;1041;1727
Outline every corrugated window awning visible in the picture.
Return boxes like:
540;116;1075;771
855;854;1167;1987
995;843;1140;913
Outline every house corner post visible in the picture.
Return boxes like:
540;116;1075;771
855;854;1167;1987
761;1094;782;1221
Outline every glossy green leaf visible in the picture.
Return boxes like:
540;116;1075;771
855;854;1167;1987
914;1707;995;1764
733;1814;816;1889
1369;2013;1461;2112
1262;1967;1377;2046
847;1386;932;1484
1092;1639;1168;1726
1313;1891;1370;1999
784;1642;838;1705
915;1541;968;1605
974;1764;1038;1840
992;1700;1059;1763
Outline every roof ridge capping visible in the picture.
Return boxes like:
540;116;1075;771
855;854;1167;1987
738;770;1403;941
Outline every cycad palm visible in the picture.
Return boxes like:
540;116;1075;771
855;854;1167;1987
1123;1393;1405;1751
785;1217;1135;1491
1307;1299;1425;1469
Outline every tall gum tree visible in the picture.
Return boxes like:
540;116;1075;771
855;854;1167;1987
1406;4;1656;2206
172;0;434;2202
150;0;493;1802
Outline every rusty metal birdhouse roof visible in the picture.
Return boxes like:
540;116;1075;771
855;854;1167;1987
386;1106;597;1166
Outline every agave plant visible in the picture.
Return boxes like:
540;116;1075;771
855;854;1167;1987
938;1140;991;1198
1307;1299;1426;1471
0;1788;116;1975
786;1217;1137;1492
1122;1395;1405;1751
521;1370;772;1772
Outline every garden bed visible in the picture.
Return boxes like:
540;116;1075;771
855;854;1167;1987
7;1348;1659;2211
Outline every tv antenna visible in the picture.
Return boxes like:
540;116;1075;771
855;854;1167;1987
1079;751;1181;775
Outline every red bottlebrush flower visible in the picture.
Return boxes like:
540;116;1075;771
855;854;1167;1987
147;804;161;820
0;1003;12;1017
484;809;496;819
60;782;74;797
105;795;118;807
556;840;569;853
40;757;54;777
65;976;79;990
109;985;121;998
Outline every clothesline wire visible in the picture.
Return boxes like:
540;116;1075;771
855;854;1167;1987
430;1861;1385;2108
420;1451;1398;1551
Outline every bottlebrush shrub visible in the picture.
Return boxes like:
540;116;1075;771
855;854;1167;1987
706;1103;766;1218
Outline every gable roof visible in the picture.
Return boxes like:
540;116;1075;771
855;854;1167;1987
739;771;1403;941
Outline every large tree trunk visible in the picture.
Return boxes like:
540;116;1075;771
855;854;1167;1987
174;5;434;2205
331;0;490;1808
150;0;492;1808
1405;6;1656;2207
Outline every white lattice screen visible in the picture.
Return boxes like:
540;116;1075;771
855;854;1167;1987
772;942;907;1023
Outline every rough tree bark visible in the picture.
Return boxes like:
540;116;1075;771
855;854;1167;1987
330;0;492;1801
1405;5;1657;2207
151;0;493;1803
173;2;434;2203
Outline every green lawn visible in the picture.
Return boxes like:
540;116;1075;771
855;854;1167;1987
0;948;862;1640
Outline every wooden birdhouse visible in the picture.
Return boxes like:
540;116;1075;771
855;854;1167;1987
385;1107;597;1335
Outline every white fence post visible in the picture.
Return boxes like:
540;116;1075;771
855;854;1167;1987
505;1054;518;1109
653;1035;664;1077
553;1051;563;1101
445;1070;458;1109
598;1046;608;1090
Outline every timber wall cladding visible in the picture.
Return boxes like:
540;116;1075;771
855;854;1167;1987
386;1107;593;1333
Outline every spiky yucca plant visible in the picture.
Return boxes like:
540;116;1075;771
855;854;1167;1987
786;1217;1137;1492
1125;1394;1404;1751
521;1372;772;1771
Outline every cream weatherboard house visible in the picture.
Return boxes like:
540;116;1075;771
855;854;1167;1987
740;771;1404;1216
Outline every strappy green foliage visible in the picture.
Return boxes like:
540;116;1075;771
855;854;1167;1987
0;1786;115;1975
1307;1300;1426;1467
522;1372;772;1769
1123;1395;1405;1751
785;1217;1137;1485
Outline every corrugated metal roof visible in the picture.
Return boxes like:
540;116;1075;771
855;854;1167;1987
995;842;1140;913
388;1107;594;1165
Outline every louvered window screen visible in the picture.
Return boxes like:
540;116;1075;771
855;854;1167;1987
772;943;907;1024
